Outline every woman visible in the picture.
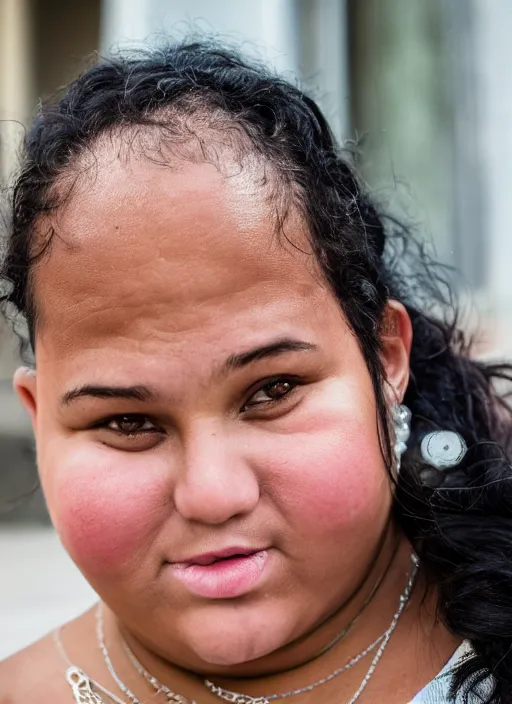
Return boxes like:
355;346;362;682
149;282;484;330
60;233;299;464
0;40;511;704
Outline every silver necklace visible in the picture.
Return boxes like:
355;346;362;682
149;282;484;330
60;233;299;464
54;626;127;704
120;555;418;704
286;537;399;666
203;636;384;704
120;557;392;687
123;632;383;704
96;604;194;704
204;554;419;704
96;606;141;704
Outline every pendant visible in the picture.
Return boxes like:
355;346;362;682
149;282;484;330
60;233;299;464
66;667;105;704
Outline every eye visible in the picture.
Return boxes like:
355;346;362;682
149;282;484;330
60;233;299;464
106;415;158;435
94;414;164;452
243;378;296;410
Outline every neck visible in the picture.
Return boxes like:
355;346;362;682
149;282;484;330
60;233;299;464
107;528;415;689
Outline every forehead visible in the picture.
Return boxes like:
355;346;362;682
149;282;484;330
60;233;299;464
33;152;334;364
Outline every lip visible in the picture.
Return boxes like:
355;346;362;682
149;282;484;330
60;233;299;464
175;546;263;566
169;548;270;599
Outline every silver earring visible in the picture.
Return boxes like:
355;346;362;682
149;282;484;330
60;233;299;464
392;404;411;474
420;430;467;470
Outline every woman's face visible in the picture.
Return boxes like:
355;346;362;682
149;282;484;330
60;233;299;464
16;146;411;669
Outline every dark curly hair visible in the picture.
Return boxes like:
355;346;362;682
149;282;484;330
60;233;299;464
2;39;512;703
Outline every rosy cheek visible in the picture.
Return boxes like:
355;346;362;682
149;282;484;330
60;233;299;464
43;446;169;578
283;442;385;531
260;402;389;538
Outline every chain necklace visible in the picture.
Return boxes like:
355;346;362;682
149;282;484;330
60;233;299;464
124;632;383;704
289;536;399;665
204;554;418;704
117;554;418;704
120;547;394;684
119;536;399;690
96;604;195;704
54;626;127;704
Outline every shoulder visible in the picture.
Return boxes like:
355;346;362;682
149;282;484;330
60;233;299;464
0;633;72;703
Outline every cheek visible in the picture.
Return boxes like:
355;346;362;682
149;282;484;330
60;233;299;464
258;394;391;540
40;442;169;578
277;436;388;535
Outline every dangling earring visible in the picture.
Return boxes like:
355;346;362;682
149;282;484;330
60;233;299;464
392;404;411;475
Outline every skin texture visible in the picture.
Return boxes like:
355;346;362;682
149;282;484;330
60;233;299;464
5;145;460;702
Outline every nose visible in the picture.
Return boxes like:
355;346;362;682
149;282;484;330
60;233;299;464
173;424;260;525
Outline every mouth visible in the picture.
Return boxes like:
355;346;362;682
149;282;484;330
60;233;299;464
169;548;270;599
177;546;263;566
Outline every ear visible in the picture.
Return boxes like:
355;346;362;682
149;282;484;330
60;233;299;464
13;366;38;431
379;301;412;405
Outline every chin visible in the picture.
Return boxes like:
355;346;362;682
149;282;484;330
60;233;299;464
190;635;278;668
180;603;296;668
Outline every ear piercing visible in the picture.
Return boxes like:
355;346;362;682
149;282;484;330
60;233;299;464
391;404;411;475
392;403;467;479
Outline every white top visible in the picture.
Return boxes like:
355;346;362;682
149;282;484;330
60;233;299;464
410;642;490;703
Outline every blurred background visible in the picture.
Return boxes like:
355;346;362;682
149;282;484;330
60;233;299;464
1;0;511;659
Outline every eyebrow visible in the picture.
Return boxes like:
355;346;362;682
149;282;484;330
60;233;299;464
220;338;318;377
60;338;318;406
60;384;157;406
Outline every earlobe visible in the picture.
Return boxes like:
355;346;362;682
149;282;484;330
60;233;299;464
13;366;38;430
379;301;413;404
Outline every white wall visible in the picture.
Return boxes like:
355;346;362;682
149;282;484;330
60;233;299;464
472;1;512;324
101;0;300;73
100;0;349;141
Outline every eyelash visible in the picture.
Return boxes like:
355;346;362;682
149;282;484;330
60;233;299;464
241;376;299;412
97;376;300;437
